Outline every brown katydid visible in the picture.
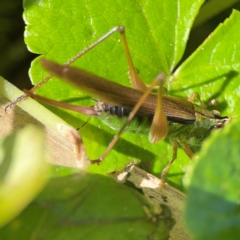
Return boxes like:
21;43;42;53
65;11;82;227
6;26;230;182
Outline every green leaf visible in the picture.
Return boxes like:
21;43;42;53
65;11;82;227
0;126;49;227
22;0;240;189
193;0;240;28
174;10;240;117
23;0;206;186
184;118;240;240
0;174;174;239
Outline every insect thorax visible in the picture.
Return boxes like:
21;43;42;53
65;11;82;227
168;108;229;147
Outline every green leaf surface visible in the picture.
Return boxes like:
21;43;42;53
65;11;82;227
184;118;240;240
22;0;240;187
174;10;240;117
0;173;174;240
0;126;49;227
193;0;240;28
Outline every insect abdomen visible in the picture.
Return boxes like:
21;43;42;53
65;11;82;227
95;102;152;134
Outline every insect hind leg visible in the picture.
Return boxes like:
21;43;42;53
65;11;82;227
5;26;146;110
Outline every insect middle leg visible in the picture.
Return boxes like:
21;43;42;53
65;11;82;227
161;140;178;182
160;141;194;182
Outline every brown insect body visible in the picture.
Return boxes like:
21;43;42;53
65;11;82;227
38;60;229;151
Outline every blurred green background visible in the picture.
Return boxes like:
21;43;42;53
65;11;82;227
1;0;240;90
